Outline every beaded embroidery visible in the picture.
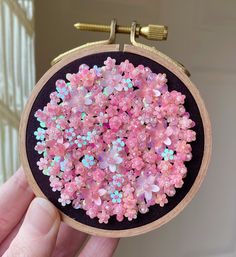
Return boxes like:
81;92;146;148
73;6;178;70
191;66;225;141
34;57;196;223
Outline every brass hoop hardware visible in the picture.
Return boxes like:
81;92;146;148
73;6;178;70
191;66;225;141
51;19;189;76
74;21;168;41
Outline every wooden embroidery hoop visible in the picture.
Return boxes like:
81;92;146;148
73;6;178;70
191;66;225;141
20;20;212;238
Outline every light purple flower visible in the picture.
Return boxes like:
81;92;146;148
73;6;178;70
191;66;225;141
136;175;160;201
99;148;123;172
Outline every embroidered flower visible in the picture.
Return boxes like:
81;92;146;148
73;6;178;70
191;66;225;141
99;148;123;172
34;128;45;141
136;175;160;201
56;79;69;100
111;190;123;203
91;188;106;206
161;148;174;161
58;192;71;206
155;193;168;207
65;127;76;141
112;138;125;152
82;186;107;206
111;174;124;188
68;87;92;112
82;155;96;168
37;157;48;170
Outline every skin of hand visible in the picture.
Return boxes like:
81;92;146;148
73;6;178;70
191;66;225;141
0;167;119;257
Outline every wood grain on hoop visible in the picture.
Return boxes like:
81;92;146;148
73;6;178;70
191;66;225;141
20;44;212;238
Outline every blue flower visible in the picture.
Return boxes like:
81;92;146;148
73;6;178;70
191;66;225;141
124;78;133;91
111;190;123;203
82;155;96;168
65;128;76;141
161;148;174;161
112;174;124;188
84;130;96;141
56;86;69;100
112;138;125;151
34;128;45;140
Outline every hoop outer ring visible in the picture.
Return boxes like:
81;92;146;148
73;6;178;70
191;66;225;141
20;44;212;238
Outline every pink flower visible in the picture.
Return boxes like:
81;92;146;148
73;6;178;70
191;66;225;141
106;105;118;117
119;59;134;73
98;210;110;224
131;157;144;170
150;123;173;148
66;73;81;87
136;175;160;201
72;197;82;209
68;87;92;112
35;142;46;154
80;69;96;88
180;129;196;142
83;187;107;206
155;193;168;207
92;188;107;206
175;141;192;154
156;73;167;86
58;192;71;206
50;177;63;192
102;130;116;144
92;169;106;182
63;182;77;197
179;115;195;129
109;116;122;131
113;204;125;222
122;184;135;197
125;209;137;221
37;157;48;170
104;57;116;69
143;150;157;164
97;112;109;124
170;90;185;105
158;160;173;173
86;206;99;219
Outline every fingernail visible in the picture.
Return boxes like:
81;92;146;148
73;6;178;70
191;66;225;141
27;198;59;235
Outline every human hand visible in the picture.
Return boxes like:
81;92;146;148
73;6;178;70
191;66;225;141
0;167;119;257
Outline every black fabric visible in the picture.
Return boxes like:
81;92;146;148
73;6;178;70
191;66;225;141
25;51;204;230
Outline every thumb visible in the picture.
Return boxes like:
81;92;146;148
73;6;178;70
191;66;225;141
3;197;60;257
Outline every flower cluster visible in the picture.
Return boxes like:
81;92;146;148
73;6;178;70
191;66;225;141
34;57;196;223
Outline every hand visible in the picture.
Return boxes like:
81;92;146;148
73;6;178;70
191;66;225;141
0;167;119;257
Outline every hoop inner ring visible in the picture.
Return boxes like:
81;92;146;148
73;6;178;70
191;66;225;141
25;51;204;231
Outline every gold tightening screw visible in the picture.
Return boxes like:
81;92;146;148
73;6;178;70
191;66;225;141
74;22;168;41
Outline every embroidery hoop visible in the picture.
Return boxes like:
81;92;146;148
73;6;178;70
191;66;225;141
20;20;212;237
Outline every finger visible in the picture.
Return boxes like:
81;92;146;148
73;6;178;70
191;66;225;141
79;236;119;257
1;219;88;257
52;222;87;257
0;167;34;243
0;218;23;256
3;197;60;257
1;220;88;257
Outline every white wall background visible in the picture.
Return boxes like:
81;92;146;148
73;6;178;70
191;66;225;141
33;0;236;256
0;0;35;183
